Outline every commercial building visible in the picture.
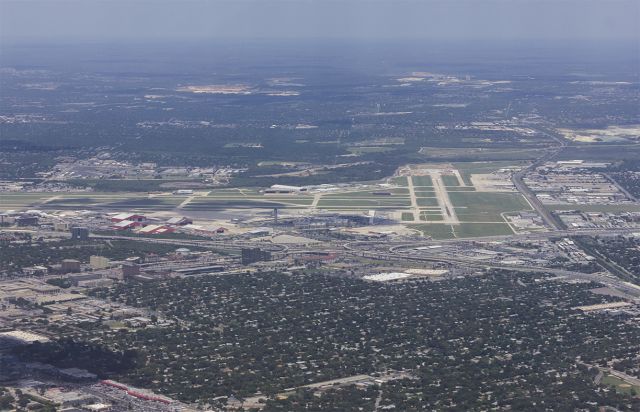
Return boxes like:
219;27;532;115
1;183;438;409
61;259;81;273
121;263;140;279
71;226;89;240
16;215;39;226
241;248;272;265
68;273;102;286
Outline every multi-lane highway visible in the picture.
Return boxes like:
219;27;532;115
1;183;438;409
511;127;568;230
345;240;640;300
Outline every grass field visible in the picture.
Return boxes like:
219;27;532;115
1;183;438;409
46;196;186;209
0;192;189;211
416;197;439;206
390;176;408;186
322;189;409;198
401;212;415;221
184;199;300;210
444;186;476;192
452;222;513;237
451;192;531;222
442;175;460;186
419;212;443;221
207;189;262;197
601;374;640;396
452;161;527;185
409;223;455;239
0;193;52;208
411;175;433;187
410;222;513;238
317;198;412;208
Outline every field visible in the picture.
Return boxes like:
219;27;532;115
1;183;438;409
410;222;513;239
442;175;460;186
450;192;532;222
452;161;528;186
0;193;52;209
409;223;456;239
317;198;411;208
411;175;433;187
601;374;640;396
401;212;415;222
452;222;514;237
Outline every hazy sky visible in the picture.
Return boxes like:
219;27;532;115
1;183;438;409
1;0;639;44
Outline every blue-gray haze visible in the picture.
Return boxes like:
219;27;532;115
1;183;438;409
1;0;638;43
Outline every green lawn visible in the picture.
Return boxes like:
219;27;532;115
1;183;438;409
0;193;52;209
317;198;412;208
416;197;439;207
442;175;460;186
390;176;408;186
0;192;189;211
444;187;476;192
401;212;415;222
450;192;531;222
323;189;408;198
601;374;640;396
452;161;527;186
419;212;443;221
411;175;433;187
184;199;296;209
414;190;436;197
66;178;192;192
452;223;513;238
409;223;455;239
208;188;262;197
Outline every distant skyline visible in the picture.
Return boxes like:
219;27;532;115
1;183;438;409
1;0;639;45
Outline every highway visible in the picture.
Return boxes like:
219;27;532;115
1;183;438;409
510;126;568;230
341;227;639;253
89;233;288;253
345;244;640;299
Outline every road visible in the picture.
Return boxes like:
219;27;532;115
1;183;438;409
341;227;639;252
431;171;459;224
511;127;567;230
344;233;640;300
406;174;421;221
605;172;638;202
89;233;288;253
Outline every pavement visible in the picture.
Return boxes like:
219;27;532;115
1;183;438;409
430;172;459;224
